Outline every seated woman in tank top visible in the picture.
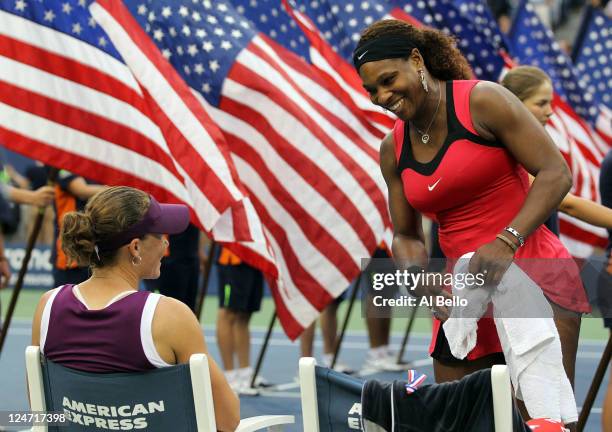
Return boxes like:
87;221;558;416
31;186;239;432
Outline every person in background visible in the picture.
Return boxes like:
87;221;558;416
501;66;612;235
486;0;512;33
299;295;355;374
216;246;266;393
0;231;10;290
0;226;10;327
0;162;54;326
22;162;55;245
52;170;106;287
31;186;240;431
501;66;612;386
1;165;54;208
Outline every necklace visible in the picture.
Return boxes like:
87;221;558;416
413;80;441;144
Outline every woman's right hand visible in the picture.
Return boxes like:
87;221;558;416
412;275;452;322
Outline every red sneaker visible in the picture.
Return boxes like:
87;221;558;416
526;418;568;431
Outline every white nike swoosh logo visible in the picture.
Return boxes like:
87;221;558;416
357;50;368;60
427;178;442;191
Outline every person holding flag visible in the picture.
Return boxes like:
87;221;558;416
354;18;586;427
52;170;106;287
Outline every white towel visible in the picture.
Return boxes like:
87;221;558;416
443;253;578;424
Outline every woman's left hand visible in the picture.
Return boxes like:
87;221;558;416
468;238;515;288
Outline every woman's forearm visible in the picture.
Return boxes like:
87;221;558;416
559;193;612;229
391;234;428;267
391;234;430;297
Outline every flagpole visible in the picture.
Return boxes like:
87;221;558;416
0;167;58;356
396;305;418;364
250;310;276;389
196;242;216;321
577;333;611;432
331;273;361;370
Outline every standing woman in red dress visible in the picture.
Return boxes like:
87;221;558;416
353;19;590;389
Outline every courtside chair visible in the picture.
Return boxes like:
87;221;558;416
298;357;365;431
298;357;513;432
25;346;294;432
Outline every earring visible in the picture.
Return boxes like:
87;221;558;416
131;255;142;266
419;69;428;93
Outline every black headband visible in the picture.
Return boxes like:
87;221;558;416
352;36;417;71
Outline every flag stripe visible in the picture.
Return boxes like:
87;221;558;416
0;100;194;200
559;218;608;248
0;48;162;149
0;125;189;208
252;36;385;148
226;130;360;278
233;155;350;295
307;46;393;135
0;80;181;180
0;33;147;113
0;10;138;92
285;5;394;133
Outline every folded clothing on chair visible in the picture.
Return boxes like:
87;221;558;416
361;369;530;432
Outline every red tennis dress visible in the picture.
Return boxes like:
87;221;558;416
392;80;591;360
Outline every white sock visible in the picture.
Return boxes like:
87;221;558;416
368;346;386;358
237;366;253;381
224;369;237;381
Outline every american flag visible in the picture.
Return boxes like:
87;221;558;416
391;0;508;81
508;0;611;256
0;0;258;242
286;0;506;81
286;0;611;256
572;6;611;140
451;0;509;51
93;0;390;339
572;6;611;110
509;0;600;124
231;0;393;136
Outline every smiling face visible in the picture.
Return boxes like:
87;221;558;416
358;51;427;121
521;80;554;126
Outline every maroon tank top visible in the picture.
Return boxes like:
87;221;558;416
42;285;158;373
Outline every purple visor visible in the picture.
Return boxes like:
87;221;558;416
97;195;190;252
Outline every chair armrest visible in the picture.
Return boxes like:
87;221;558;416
235;415;295;432
491;364;512;432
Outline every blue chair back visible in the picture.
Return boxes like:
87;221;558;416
42;359;199;431
315;365;364;431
